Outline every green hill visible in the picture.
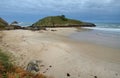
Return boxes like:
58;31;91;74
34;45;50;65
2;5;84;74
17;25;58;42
0;17;8;29
32;15;87;27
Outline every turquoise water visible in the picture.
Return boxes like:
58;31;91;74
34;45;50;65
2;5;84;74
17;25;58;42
70;23;120;48
18;22;33;27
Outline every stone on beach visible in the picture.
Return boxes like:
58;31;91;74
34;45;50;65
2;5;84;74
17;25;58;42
26;60;41;72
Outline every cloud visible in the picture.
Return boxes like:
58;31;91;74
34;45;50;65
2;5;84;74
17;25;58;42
0;0;119;13
0;0;120;22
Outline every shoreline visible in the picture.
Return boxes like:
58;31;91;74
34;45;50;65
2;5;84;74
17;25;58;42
70;28;120;49
0;29;120;78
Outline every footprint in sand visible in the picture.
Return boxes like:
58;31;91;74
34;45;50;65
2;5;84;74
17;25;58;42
42;65;52;73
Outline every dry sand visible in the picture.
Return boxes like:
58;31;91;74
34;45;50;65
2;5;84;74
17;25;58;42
0;28;120;78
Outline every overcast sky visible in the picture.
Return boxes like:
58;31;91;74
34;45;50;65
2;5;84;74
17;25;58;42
0;0;120;23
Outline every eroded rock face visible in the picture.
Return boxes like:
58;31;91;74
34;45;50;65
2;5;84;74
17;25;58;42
82;22;96;27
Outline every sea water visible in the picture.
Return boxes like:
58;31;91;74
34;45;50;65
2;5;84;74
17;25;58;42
70;23;120;48
18;22;33;27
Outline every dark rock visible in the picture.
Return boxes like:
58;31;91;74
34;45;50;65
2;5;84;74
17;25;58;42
49;65;52;67
23;26;33;30
24;26;46;31
51;29;57;31
43;71;46;73
94;76;97;78
26;60;40;72
5;25;22;30
115;73;118;76
40;65;45;67
67;73;70;77
5;26;14;30
78;74;80;77
82;22;96;27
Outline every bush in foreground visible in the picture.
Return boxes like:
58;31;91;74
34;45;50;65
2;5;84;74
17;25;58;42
0;49;47;78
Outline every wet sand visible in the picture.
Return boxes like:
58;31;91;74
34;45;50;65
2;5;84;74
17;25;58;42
70;29;120;48
0;29;120;78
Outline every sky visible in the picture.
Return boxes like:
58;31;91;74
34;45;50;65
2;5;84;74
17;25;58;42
0;0;120;23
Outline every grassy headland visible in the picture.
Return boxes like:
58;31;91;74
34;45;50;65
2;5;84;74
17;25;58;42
32;15;95;27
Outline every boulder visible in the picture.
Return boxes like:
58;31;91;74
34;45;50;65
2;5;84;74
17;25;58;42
26;60;41;73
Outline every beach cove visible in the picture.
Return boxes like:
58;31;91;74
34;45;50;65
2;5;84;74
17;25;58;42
0;28;120;78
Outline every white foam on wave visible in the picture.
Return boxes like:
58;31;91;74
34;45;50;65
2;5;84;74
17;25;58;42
83;27;120;32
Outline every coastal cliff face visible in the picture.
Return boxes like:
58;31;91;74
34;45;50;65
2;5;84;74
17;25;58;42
0;18;8;29
32;15;96;27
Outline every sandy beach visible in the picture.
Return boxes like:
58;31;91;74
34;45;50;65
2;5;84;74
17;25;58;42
0;28;120;78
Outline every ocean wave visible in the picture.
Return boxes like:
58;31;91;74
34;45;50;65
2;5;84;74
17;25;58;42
83;27;120;32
